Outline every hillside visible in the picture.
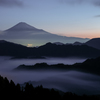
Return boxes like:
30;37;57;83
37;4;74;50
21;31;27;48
0;40;100;58
85;38;100;50
0;75;99;99
15;56;100;76
37;42;100;58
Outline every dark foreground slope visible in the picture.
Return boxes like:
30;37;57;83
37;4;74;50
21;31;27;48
0;75;99;100
15;56;100;76
0;40;100;58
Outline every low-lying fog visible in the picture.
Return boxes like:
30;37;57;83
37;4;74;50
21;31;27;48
0;56;100;95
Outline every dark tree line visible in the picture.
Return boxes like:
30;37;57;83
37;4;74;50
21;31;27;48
0;75;99;100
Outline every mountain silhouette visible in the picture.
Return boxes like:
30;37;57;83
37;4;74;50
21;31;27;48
15;56;100;76
53;42;64;45
73;42;83;45
0;22;89;46
37;42;100;58
0;40;100;58
85;38;100;50
69;38;100;50
6;22;42;32
0;40;30;57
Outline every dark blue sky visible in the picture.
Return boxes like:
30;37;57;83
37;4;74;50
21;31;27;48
0;0;100;38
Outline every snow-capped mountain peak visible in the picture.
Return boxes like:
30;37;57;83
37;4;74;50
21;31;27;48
6;22;40;32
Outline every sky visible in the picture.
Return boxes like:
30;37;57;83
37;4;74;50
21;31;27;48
0;0;100;39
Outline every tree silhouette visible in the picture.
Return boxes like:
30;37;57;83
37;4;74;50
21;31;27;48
0;75;99;99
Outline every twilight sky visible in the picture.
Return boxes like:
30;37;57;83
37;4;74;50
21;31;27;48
0;0;100;38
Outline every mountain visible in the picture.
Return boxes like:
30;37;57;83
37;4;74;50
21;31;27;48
0;40;30;57
67;38;100;50
53;42;64;45
85;38;100;50
6;22;42;32
36;42;100;58
0;40;100;58
0;22;89;46
15;56;100;76
73;42;83;45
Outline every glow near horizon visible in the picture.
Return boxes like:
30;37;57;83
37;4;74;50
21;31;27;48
0;0;100;39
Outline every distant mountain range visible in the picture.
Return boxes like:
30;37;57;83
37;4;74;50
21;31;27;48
85;38;100;50
0;40;100;58
54;38;100;50
0;22;89;46
72;38;100;50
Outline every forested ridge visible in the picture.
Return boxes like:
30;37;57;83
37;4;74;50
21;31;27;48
0;40;100;58
0;75;100;100
15;56;100;76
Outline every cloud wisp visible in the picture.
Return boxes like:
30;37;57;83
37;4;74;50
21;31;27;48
0;0;24;7
59;0;100;7
94;15;100;17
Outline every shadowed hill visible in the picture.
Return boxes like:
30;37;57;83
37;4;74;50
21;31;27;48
37;42;100;58
0;40;31;57
15;56;100;76
0;40;100;58
85;38;100;50
70;38;100;50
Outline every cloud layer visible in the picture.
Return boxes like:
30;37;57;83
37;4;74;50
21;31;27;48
0;0;23;7
1;0;100;8
59;0;100;7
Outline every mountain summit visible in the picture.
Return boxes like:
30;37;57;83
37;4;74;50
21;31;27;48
0;22;89;46
6;22;41;32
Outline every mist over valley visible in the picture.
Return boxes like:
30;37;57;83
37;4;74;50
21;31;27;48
1;0;100;98
0;23;100;96
0;56;100;95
